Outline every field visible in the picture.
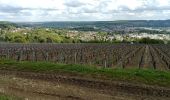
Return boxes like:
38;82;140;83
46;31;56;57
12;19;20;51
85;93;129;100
0;43;170;70
0;43;170;100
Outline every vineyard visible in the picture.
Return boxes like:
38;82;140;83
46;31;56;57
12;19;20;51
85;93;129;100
0;43;170;70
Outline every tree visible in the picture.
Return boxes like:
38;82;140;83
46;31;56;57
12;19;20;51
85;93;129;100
138;38;164;44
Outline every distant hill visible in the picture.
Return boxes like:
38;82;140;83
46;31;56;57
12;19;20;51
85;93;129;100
16;20;170;29
0;21;18;29
111;20;170;27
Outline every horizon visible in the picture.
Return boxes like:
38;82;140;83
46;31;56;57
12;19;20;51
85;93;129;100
1;19;170;23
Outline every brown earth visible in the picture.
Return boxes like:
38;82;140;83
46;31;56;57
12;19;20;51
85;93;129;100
0;70;170;100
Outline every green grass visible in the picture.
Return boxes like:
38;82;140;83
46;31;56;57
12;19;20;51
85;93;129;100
0;59;170;87
0;94;20;100
0;95;12;100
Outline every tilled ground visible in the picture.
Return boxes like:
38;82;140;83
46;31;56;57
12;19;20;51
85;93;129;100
0;70;170;100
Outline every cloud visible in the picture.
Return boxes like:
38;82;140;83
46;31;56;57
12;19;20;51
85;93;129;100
0;0;170;21
0;5;26;14
64;0;85;7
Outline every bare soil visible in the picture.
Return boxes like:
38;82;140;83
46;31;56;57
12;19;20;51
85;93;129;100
0;70;170;100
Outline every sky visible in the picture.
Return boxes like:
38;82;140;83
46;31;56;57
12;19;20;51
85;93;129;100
0;0;170;22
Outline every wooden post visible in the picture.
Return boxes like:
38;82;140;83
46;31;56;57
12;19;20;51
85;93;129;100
74;52;77;64
32;51;35;62
153;61;156;70
17;51;23;61
7;49;10;59
104;60;107;68
46;52;49;61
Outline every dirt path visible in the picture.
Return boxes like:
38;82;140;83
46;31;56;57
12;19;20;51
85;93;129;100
0;70;170;100
0;75;115;100
125;46;145;69
139;45;154;69
149;46;167;70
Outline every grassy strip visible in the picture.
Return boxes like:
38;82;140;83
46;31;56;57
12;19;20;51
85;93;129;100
0;95;13;100
0;59;170;87
0;94;20;100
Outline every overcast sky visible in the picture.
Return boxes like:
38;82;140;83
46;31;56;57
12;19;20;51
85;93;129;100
0;0;170;22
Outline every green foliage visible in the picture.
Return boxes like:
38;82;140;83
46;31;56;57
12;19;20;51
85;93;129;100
82;40;108;43
0;95;12;100
168;41;170;44
5;32;27;43
0;94;20;100
0;21;18;29
138;38;164;44
0;24;169;44
14;36;27;43
2;28;67;43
